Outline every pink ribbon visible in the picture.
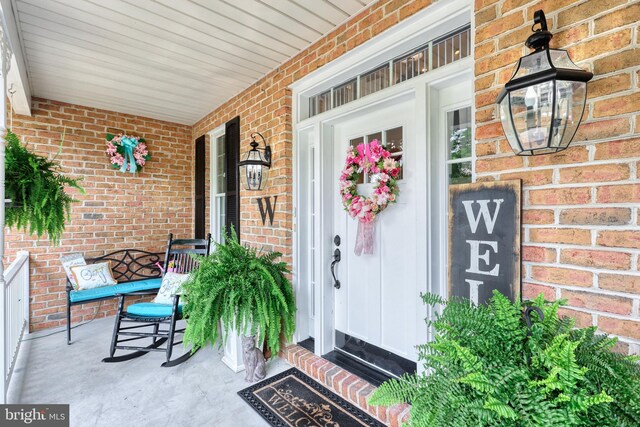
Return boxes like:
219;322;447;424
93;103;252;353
354;221;375;256
356;143;372;164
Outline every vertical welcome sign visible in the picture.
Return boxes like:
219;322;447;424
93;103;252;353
448;180;521;304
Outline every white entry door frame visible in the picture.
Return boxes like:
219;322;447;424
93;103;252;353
291;1;473;358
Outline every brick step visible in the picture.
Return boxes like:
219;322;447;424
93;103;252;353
282;344;411;427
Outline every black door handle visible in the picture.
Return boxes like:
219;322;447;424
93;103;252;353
331;248;341;289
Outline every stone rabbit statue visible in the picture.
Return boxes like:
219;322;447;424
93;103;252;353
242;335;266;383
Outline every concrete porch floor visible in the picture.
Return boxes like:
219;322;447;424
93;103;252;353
8;317;289;426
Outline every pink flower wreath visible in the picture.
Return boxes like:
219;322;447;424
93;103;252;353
340;139;400;223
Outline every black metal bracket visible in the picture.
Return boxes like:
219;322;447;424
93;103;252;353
250;132;271;166
526;10;553;51
524;306;544;334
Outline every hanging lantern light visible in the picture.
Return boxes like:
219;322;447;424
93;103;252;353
497;10;593;156
238;132;271;191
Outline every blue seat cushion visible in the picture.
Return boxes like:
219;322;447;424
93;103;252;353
69;278;162;303
126;302;182;318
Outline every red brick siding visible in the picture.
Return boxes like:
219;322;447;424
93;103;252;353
6;98;193;331
475;0;640;353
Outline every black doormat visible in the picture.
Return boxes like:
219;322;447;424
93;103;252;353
238;368;385;427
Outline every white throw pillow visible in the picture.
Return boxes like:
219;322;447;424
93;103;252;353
60;253;87;290
70;262;117;290
153;272;190;304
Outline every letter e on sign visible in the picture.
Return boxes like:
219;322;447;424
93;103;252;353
448;180;521;304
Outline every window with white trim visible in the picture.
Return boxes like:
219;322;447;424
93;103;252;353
211;132;226;243
446;106;472;185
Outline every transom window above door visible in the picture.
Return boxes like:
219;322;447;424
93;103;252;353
307;25;470;119
349;126;404;184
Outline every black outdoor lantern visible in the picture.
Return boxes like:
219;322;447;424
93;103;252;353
497;10;593;156
238;132;271;191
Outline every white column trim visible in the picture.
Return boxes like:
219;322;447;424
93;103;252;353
0;7;13;404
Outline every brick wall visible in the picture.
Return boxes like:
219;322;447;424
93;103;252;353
475;0;640;353
192;0;437;266
6;98;193;331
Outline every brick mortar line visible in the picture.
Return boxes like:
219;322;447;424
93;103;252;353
522;275;640;299
524;275;640;293
523;225;640;232
477;177;640;189
483;167;640;180
525;260;640;275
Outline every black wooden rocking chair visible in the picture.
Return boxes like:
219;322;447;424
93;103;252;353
102;233;211;367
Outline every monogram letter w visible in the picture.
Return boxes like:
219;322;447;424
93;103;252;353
257;196;278;226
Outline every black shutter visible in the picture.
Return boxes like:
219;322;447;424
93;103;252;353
224;116;241;239
194;135;206;239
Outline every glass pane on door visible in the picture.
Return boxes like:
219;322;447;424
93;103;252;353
447;107;472;161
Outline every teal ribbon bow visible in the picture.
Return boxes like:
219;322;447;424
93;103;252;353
119;136;139;173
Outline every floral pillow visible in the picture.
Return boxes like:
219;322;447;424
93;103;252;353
70;262;118;290
153;272;190;305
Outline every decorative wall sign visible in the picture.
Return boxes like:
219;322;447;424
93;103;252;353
256;196;277;226
448;180;521;304
105;133;150;173
340;140;400;256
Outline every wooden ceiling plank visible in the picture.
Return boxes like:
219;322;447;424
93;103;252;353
292;0;349;24
32;81;202;124
325;0;370;15
211;0;323;41
22;37;248;96
265;0;336;31
18;1;269;79
29;70;210;114
20;26;259;86
148;0;300;58
185;0;310;48
82;0;280;70
26;55;225;108
32;87;196;124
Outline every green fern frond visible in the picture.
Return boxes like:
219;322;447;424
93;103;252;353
370;291;640;426
182;228;295;357
5;130;84;244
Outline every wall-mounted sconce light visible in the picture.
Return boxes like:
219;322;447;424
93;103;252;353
238;132;271;191
497;10;593;156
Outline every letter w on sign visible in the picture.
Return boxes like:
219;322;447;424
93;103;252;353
462;199;504;234
257;196;278;226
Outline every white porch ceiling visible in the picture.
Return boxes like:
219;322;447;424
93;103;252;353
12;0;374;124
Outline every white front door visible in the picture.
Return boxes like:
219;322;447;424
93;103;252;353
330;93;418;366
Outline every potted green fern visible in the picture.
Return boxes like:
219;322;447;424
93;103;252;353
370;291;640;426
5;130;84;244
182;230;296;358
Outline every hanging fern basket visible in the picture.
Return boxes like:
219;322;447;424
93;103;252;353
4;130;84;244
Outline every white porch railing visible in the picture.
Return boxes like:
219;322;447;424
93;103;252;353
2;250;29;403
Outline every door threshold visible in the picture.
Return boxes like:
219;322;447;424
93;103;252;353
321;350;392;387
297;337;315;353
